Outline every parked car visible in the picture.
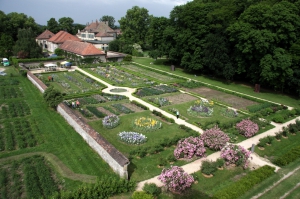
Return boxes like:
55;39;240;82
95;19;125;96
0;71;7;76
1;58;10;66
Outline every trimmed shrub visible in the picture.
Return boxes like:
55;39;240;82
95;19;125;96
272;115;285;123
216;158;225;168
143;183;161;197
201;160;217;175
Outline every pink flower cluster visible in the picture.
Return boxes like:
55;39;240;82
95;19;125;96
236;119;259;138
220;144;251;169
174;136;206;159
201;126;230;150
158;166;194;193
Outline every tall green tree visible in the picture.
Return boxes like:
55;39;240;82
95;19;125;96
43;86;63;109
119;6;151;47
58;17;74;33
47;18;59;33
0;34;14;58
13;28;43;58
100;15;116;29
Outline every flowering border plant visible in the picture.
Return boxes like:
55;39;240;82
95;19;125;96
187;100;213;117
133;117;162;132
201;126;230;150
221;108;238;118
174;136;206;159
118;131;147;145
158;166;194;193
220;144;251;169
102;115;120;129
236;119;259;138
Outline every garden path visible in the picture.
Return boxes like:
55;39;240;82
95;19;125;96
72;66;296;191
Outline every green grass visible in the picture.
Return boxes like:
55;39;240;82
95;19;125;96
133;58;300;109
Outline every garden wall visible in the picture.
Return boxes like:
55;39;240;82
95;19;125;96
27;71;130;179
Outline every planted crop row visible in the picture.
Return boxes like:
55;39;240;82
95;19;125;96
0;169;7;199
86;106;106;118
111;104;134;114
0;79;19;86
1;119;38;151
136;85;178;97
0;101;30;119
0;87;24;99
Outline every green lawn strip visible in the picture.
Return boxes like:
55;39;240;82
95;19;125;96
239;159;300;199
254;133;300;161
285;184;300;199
133;58;300;109
1;77;115;181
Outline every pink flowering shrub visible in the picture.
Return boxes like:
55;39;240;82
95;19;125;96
158;166;194;193
220;144;251;169
201;126;230;150
174;136;206;159
236;119;259;138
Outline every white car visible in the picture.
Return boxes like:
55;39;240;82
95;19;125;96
0;71;7;76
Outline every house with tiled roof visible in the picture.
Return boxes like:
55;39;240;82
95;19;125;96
59;40;106;62
47;31;82;53
77;20;118;51
36;30;55;50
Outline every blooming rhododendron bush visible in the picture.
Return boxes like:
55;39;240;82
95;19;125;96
158;166;194;193
236;119;259;138
201;126;230;150
174;136;206;159
220;144;251;169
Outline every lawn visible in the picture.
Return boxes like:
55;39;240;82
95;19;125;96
133;58;300;109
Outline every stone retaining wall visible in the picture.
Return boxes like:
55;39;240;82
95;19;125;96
27;71;129;179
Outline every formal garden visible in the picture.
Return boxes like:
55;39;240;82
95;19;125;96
1;58;300;199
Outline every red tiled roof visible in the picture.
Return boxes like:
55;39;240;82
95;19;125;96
60;40;105;56
83;21;114;34
95;32;114;37
48;31;81;44
36;30;55;40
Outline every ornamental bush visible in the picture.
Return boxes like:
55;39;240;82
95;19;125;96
220;144;251;169
158;166;194;193
118;132;147;145
201;126;230;150
174;136;206;159
143;183;162;197
236;119;259;138
102;115;120;129
187;100;214;117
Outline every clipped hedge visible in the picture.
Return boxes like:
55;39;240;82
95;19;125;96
152;110;175;123
273;146;300;166
131;100;149;110
213;165;275;199
12;57;65;65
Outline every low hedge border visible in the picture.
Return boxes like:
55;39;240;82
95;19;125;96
273;146;300;166
213;165;275;199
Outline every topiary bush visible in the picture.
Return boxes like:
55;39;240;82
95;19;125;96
201;160;217;175
143;183;161;197
272;115;284;123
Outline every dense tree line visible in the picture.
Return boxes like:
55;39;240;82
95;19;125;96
117;1;300;96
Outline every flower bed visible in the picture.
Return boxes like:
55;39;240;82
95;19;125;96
102;115;120;129
133;117;162;132
187;99;214;117
220;144;251;169
148;97;171;107
174;136;206;159
118;131;147;145
236;119;259;138
221;108;238;118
